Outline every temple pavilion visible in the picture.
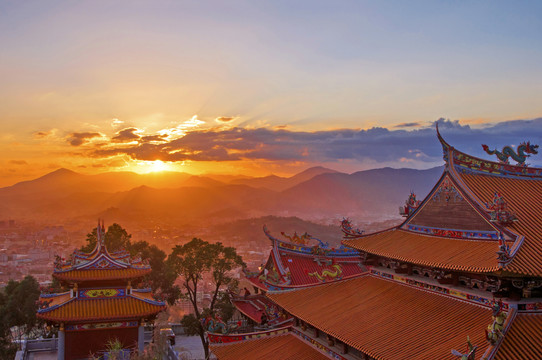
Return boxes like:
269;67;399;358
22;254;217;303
209;127;542;360
36;221;165;360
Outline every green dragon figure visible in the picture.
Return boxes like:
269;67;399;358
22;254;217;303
482;142;539;165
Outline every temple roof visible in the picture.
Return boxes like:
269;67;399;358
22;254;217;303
267;275;491;360
37;289;165;323
341;128;542;276
244;227;365;290
232;294;280;324
458;172;542;276
53;221;151;283
344;228;500;273
53;268;151;282
210;333;332;360
493;313;542;360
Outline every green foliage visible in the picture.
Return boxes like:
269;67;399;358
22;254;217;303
0;276;41;357
168;238;245;358
180;314;200;336
81;223;132;253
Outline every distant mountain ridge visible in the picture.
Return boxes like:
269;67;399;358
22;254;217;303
0;166;443;226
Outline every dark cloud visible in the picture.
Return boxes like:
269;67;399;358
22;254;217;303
216;116;236;122
140;134;167;143
394;122;421;128
89;117;542;168
67;132;102;146
112;128;140;142
9;160;28;165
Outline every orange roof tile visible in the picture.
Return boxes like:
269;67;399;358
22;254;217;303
268;276;491;360
53;268;151;282
343;228;500;273
210;334;331;360
494;313;542;360
37;295;164;322
458;172;542;276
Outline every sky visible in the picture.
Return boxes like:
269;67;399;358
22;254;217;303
1;0;542;186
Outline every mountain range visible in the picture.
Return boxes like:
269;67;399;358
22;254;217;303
0;166;443;227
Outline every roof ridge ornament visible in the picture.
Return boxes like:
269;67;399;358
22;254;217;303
481;142;539;166
488;192;517;226
451;336;477;360
399;191;421;217
341;218;364;238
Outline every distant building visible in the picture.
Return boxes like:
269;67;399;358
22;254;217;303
36;221;165;360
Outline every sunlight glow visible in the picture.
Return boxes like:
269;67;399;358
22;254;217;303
142;160;170;173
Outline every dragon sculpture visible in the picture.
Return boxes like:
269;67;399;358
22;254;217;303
451;336;477;360
485;300;507;344
482;142;539;165
341;218;364;238
201;313;241;334
281;231;311;245
306;264;343;282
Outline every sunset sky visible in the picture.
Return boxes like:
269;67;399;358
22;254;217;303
1;1;542;186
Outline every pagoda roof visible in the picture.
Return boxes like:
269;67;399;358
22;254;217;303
53;221;151;282
457;172;542;276
210;333;332;360
344;228;500;273
36;288;165;323
493;313;542;360
244;227;366;290
53;268;151;282
267;275;491;360
441;128;542;276
341;128;542;276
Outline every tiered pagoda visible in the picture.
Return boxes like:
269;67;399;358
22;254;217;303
209;127;542;360
37;221;165;360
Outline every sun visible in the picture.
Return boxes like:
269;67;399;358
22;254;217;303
146;160;170;173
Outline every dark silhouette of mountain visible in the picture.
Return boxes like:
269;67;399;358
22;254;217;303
278;166;443;221
0;166;444;225
230;166;338;191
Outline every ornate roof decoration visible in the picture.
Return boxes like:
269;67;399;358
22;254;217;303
399;192;421;217
53;220;150;281
482;142;539;165
437;123;542;178
451;336;477;360
245;226;364;291
488;192;517;226
485;300;507;345
340;218;364;238
280;231;311;245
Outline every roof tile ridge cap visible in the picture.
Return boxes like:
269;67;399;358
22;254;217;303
75;252;130;270
342;227;397;245
40;290;71;298
128;293;166;306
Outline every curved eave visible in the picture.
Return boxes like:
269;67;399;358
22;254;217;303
36;296;165;323
343;228;501;274
53;268;151;282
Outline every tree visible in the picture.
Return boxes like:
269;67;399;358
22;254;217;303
168;238;245;359
81;223;132;253
0;276;41;357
